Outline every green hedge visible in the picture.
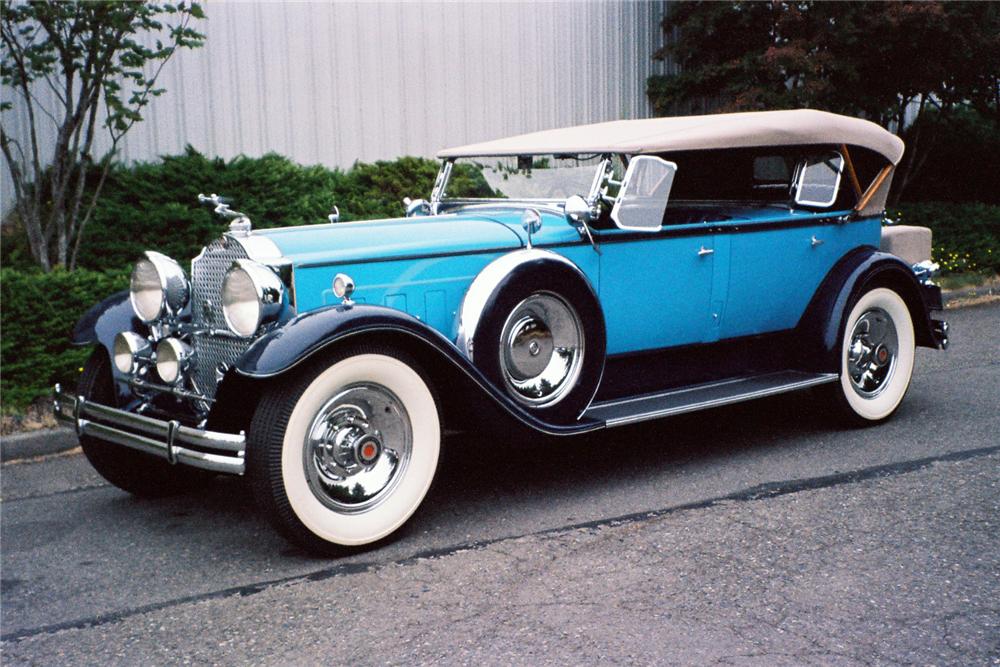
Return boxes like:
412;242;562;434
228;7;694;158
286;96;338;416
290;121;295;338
1;268;130;410
890;202;1000;275
0;151;494;410
1;149;493;272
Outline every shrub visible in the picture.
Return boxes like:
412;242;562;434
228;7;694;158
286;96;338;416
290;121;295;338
1;268;130;410
2;150;496;273
890;202;1000;275
900;109;1000;205
0;152;495;410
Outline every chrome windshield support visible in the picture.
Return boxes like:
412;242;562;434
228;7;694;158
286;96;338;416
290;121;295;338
53;384;246;475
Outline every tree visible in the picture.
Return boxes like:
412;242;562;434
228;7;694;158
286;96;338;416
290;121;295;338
647;1;1000;203
1;1;204;271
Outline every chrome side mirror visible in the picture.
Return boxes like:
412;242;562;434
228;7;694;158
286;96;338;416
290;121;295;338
403;197;431;217
328;206;340;223
521;208;542;249
564;194;596;224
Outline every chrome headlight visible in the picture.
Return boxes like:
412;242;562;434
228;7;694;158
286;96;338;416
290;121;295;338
155;338;192;384
113;331;152;374
221;259;284;337
130;251;190;323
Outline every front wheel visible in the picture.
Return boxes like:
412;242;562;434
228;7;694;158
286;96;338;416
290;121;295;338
247;346;441;554
829;286;916;424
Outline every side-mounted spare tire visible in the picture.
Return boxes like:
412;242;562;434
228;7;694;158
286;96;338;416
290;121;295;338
459;251;606;424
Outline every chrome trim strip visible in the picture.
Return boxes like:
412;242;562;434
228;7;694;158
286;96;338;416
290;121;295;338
53;384;245;474
592;373;839;427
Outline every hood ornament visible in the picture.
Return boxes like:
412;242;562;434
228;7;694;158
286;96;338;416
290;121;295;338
198;193;251;237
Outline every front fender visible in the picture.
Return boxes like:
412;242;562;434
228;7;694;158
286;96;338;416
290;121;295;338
797;246;945;371
233;303;603;436
71;290;144;349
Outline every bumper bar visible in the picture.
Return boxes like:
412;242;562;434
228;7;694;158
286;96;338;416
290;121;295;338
53;384;246;475
932;319;950;350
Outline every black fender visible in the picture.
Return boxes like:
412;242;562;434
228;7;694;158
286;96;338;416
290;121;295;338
71;290;145;348
68;290;146;407
228;303;604;437
455;249;606;423
796;246;945;372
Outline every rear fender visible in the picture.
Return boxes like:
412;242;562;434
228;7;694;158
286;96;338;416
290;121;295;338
797;247;944;372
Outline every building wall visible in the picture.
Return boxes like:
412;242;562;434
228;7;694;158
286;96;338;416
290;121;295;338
2;1;671;211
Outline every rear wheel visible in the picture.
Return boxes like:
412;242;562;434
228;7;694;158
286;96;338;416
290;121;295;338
828;287;915;424
78;348;212;497
247;345;441;555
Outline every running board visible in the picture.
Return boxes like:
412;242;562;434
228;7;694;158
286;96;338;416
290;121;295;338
586;371;838;428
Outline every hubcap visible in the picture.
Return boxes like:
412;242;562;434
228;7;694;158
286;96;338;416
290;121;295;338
847;307;898;398
499;292;584;407
303;383;411;513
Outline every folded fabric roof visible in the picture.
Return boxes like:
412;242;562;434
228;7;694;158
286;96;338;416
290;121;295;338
437;109;905;165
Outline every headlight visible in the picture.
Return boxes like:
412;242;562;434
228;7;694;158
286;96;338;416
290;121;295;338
155;338;191;384
113;331;151;374
130;251;189;323
222;260;284;337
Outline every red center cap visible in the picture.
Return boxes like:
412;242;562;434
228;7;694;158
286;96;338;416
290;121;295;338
878;348;888;363
360;441;378;462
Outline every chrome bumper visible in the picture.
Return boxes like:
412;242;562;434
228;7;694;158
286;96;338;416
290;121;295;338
53;384;246;475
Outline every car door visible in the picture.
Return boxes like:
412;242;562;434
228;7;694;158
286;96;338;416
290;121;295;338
595;155;722;355
596;227;718;355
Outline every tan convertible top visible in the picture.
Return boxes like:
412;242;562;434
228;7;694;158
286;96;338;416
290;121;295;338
438;109;905;165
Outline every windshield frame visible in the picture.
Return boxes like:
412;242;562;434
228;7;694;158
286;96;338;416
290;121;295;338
430;154;615;213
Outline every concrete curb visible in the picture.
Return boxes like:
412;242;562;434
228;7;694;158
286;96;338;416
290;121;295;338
943;281;999;306
1;427;78;463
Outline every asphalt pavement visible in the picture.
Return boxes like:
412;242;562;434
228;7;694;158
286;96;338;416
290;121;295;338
2;302;998;665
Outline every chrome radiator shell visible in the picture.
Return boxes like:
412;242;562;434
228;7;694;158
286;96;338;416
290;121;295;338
189;237;254;398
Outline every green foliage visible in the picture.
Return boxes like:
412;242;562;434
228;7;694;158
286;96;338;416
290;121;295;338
0;152;495;409
647;2;1000;202
1;149;492;271
890;202;1000;275
1;0;206;271
1;268;130;410
900;109;1000;205
648;2;999;123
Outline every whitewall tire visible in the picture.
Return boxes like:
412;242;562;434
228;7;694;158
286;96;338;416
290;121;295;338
248;346;441;554
834;287;915;423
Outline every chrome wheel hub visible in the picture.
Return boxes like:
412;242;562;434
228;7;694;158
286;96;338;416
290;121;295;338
499;292;584;407
304;384;411;513
847;307;898;398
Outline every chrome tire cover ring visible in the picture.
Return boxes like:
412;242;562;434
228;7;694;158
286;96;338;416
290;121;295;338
499;292;585;407
303;383;412;514
847;307;899;398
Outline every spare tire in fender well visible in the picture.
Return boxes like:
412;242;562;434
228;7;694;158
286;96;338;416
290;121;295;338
456;249;606;423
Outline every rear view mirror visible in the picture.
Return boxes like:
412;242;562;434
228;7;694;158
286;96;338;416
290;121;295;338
794;152;844;208
611;156;677;232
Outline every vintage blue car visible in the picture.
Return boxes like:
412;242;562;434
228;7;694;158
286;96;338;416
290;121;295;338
55;109;949;553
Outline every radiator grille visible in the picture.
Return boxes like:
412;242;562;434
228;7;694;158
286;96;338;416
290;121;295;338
190;237;253;398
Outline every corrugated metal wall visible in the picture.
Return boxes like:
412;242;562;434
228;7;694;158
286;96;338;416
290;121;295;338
2;1;671;209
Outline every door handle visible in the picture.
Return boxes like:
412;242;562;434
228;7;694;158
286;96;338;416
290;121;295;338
811;235;824;247
697;246;714;257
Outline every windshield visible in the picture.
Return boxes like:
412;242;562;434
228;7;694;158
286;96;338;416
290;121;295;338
439;155;611;202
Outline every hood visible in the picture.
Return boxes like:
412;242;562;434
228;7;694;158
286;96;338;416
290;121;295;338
257;208;584;267
257;213;528;267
